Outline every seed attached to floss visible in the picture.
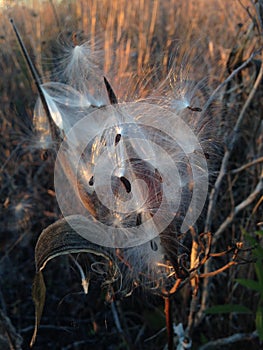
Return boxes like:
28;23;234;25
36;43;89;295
89;176;94;186
115;133;122;146
187;106;202;112
120;176;131;193
150;240;158;251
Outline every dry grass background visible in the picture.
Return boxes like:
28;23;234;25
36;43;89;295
0;0;262;349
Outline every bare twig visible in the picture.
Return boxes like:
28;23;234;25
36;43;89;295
111;301;123;334
199;261;237;278
162;278;182;296
231;157;263;174
205;53;263;233
214;170;263;239
203;47;263;113
239;0;259;34
190;234;255;325
251;0;263;35
144;327;166;342
185;276;199;338
198;330;258;350
0;309;23;350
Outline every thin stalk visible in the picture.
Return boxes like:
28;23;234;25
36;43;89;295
164;296;174;350
10;19;60;144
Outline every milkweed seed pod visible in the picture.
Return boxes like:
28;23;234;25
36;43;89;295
12;18;218;293
52;74;210;292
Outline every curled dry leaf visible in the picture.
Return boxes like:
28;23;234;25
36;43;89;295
30;215;113;347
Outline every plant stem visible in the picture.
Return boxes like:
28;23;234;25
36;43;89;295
164;296;174;350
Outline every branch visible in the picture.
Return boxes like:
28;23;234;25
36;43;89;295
198;330;258;350
231;157;263;174
164;297;174;350
205;53;263;232
214;170;263;239
203;47;262;112
199;261;237;278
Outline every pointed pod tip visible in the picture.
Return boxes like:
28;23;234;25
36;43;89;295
10;18;16;31
103;76;118;105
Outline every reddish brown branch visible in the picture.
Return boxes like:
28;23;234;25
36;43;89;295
164;297;174;350
199;261;237;278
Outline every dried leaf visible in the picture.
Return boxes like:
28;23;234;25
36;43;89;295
30;271;46;347
30;215;113;346
35;215;110;271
